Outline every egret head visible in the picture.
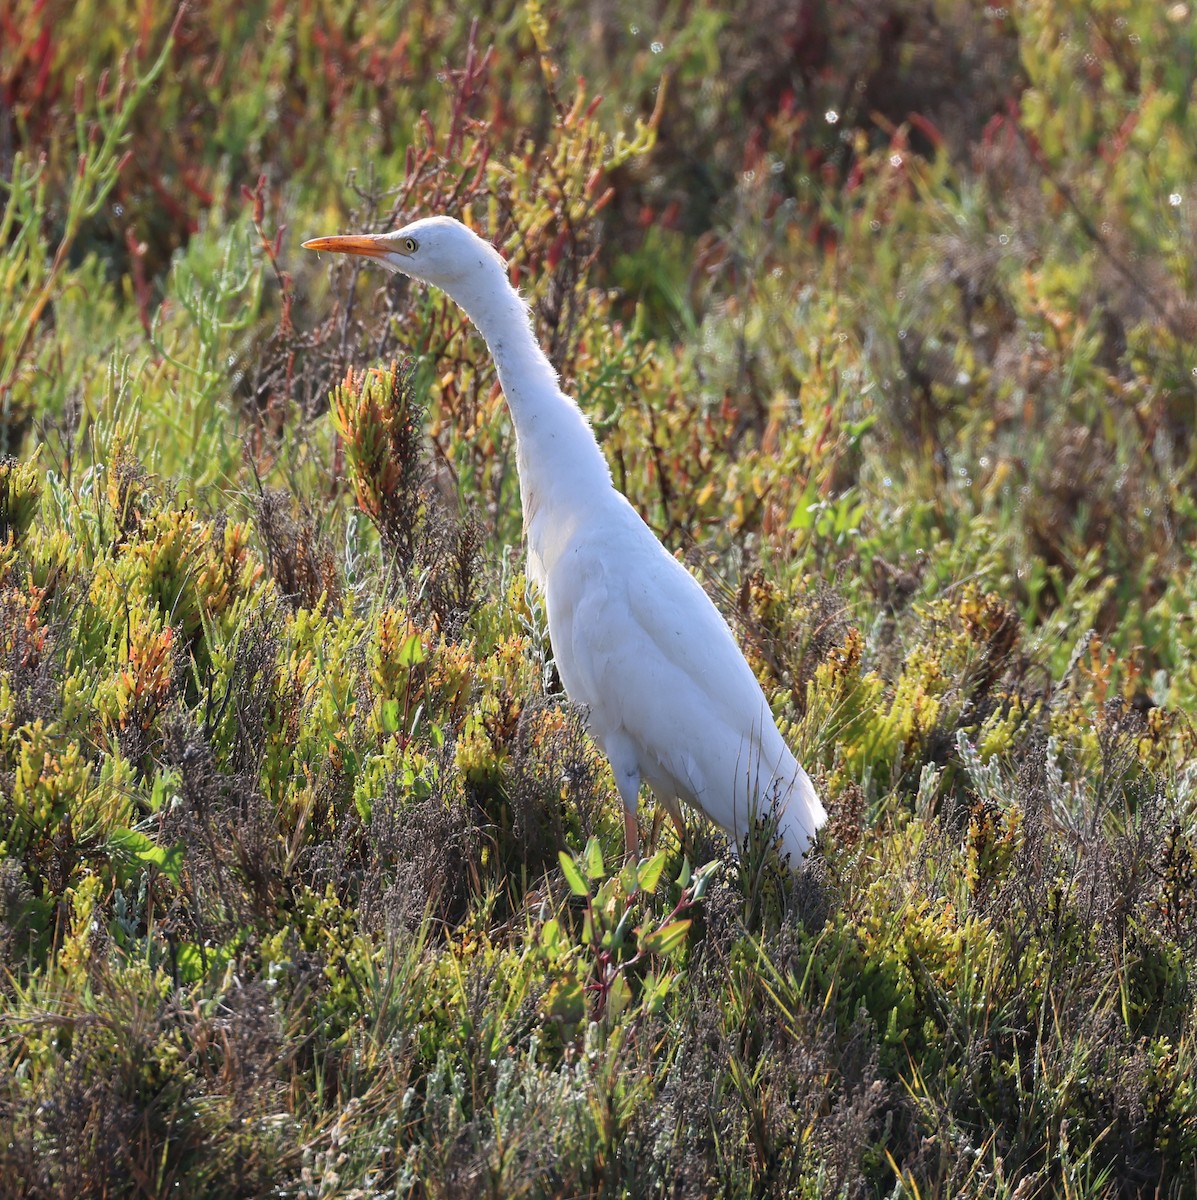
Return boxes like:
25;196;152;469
303;215;506;295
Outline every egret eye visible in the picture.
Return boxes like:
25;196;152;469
402;237;418;253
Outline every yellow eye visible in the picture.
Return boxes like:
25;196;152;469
403;237;418;253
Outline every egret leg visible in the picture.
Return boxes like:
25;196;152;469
612;763;641;862
623;805;640;862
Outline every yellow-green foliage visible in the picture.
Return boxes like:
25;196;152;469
1;1;1196;1196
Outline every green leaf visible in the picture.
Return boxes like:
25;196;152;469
354;790;373;823
172;938;233;985
691;860;720;902
643;918;691;956
398;630;426;667
642;970;673;1015
583;836;605;880
148;768;180;813
619;859;640;893
174;941;206;985
332;735;358;777
637;850;668;894
606;973;632;1020
380;698;401;733
540;917;560;951
606;899;638;950
559;851;590;897
595;877;619;914
109;828;185;886
110;827;155;856
544;977;585;1025
150;844;185;887
833;496;864;537
844;413;877;445
788;477;819;530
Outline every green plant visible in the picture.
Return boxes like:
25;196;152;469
552;838;718;1023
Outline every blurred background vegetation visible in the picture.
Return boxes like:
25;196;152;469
1;0;1196;1195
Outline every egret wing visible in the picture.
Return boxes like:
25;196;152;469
546;503;800;834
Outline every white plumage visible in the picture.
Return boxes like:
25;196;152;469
304;216;826;862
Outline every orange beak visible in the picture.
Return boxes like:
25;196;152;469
301;234;391;258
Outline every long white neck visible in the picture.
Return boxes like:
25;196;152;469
446;272;615;585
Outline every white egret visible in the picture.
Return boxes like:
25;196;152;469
303;217;826;862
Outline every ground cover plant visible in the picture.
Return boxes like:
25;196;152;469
1;0;1196;1196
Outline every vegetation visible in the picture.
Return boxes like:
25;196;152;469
2;1;1196;1195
